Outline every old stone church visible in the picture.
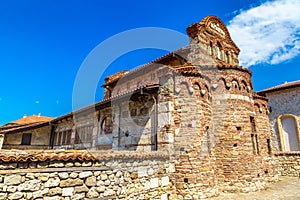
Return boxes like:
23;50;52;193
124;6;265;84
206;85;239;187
0;16;280;198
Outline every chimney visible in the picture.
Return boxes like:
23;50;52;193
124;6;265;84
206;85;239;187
37;113;41;117
23;114;27;118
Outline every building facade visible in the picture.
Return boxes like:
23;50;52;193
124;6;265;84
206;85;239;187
0;115;53;150
258;81;300;152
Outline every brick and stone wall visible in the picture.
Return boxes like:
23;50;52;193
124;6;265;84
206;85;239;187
0;151;172;200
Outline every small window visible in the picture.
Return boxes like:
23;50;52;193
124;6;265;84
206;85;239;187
267;139;271;155
209;42;213;56
251;133;259;155
226;51;230;63
250;116;256;132
21;133;32;145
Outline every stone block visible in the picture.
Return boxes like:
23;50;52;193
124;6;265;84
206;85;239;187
150;178;159;189
4;175;22;186
161;176;169;187
62;187;74;197
45;177;60;188
17;179;41;191
85;176;97;187
58;172;68;179
60;178;83;187
79;171;93;179
8;192;23;200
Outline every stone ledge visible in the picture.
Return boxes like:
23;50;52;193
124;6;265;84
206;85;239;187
0;166;110;175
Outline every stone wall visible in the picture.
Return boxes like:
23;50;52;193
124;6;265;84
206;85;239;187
0;151;172;200
275;152;300;177
264;87;300;150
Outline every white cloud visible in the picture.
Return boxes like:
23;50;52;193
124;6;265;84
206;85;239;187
227;0;300;67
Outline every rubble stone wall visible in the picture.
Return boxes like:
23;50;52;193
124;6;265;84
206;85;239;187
276;152;300;177
0;152;172;200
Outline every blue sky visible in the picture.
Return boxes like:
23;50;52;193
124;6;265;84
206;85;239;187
0;0;299;125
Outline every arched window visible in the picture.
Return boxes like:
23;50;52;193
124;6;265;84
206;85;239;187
216;42;222;59
101;116;112;135
226;51;230;63
278;114;300;151
209;42;213;56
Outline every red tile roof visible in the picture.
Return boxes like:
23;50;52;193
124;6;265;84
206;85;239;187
0;150;96;162
8;115;54;125
258;80;300;94
0;150;169;163
0;115;54;134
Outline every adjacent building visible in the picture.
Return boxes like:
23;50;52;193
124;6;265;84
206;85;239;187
258;80;300;152
0;114;54;149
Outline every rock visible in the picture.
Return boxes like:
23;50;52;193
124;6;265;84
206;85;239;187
37;173;50;182
25;173;35;180
71;193;85;200
96;186;106;193
8;192;23;200
161;193;168;200
161;176;169;187
79;171;93;179
6;186;17;193
60;178;83;187
100;173;108;181
32;188;49;199
148;168;154;176
48;187;62;196
49;161;64;168
82;161;92;167
130;172;138;179
150;178;159;188
86;176;97;187
86;187;99;198
58;172;68;179
138;167;147;178
104;180;110;186
17;179;41;191
103;188;115;197
4;175;22;186
62;187;74;197
108;174;114;180
69;172;78;179
0;193;7;200
45;177;60;188
65;162;74;167
94;171;101;176
25;193;33;199
116;171;122;178
43;196;62;200
74;184;89;193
